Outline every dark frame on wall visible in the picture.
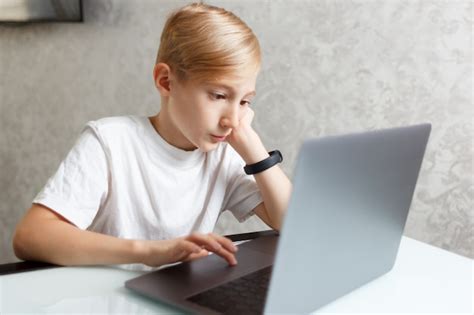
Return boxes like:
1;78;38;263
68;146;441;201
0;0;83;23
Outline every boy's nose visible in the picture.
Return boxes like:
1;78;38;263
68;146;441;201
220;105;240;129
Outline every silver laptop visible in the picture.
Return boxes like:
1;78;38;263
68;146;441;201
125;123;431;314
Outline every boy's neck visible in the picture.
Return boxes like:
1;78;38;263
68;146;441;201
149;110;198;152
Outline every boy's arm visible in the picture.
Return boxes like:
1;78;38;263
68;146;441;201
13;204;141;266
226;109;292;231
251;163;291;231
13;204;238;267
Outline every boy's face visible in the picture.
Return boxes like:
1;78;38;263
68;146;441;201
164;68;258;152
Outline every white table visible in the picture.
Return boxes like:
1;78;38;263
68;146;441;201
0;236;472;314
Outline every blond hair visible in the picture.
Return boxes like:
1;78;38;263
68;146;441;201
156;2;261;83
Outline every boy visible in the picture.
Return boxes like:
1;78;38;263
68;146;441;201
12;2;291;270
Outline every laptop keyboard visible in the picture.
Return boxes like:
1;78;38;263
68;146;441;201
187;265;273;315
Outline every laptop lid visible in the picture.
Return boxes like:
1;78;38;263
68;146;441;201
264;123;431;314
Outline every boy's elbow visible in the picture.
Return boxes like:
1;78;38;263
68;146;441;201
268;216;282;232
12;224;30;261
271;223;281;233
12;227;25;260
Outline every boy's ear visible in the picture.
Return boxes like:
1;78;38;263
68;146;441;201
153;63;171;96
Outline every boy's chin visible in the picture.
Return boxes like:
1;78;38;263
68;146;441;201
198;141;220;153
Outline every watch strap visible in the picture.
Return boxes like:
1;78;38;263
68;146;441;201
243;150;283;175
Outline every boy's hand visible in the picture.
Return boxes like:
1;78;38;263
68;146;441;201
226;108;269;165
137;233;238;267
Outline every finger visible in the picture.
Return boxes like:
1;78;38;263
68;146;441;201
185;249;209;261
179;239;203;255
187;233;222;252
188;233;238;253
204;233;238;266
212;244;237;266
187;233;237;265
209;233;238;253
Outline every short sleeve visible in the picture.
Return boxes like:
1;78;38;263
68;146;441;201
221;146;263;223
33;122;109;230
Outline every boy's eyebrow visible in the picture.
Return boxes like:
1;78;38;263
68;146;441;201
208;83;256;97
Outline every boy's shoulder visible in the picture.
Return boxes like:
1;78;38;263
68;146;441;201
88;115;142;129
86;115;145;135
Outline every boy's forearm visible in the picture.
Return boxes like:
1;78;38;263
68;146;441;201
226;109;292;229
253;164;292;230
14;219;143;266
235;130;292;230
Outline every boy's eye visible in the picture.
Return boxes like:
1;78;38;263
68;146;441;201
209;92;251;106
210;92;226;100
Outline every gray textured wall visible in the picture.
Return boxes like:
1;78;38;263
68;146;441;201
0;0;472;264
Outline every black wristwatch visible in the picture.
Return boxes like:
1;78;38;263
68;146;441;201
244;150;283;175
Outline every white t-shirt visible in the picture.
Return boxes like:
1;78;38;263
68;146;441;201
33;116;263;242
